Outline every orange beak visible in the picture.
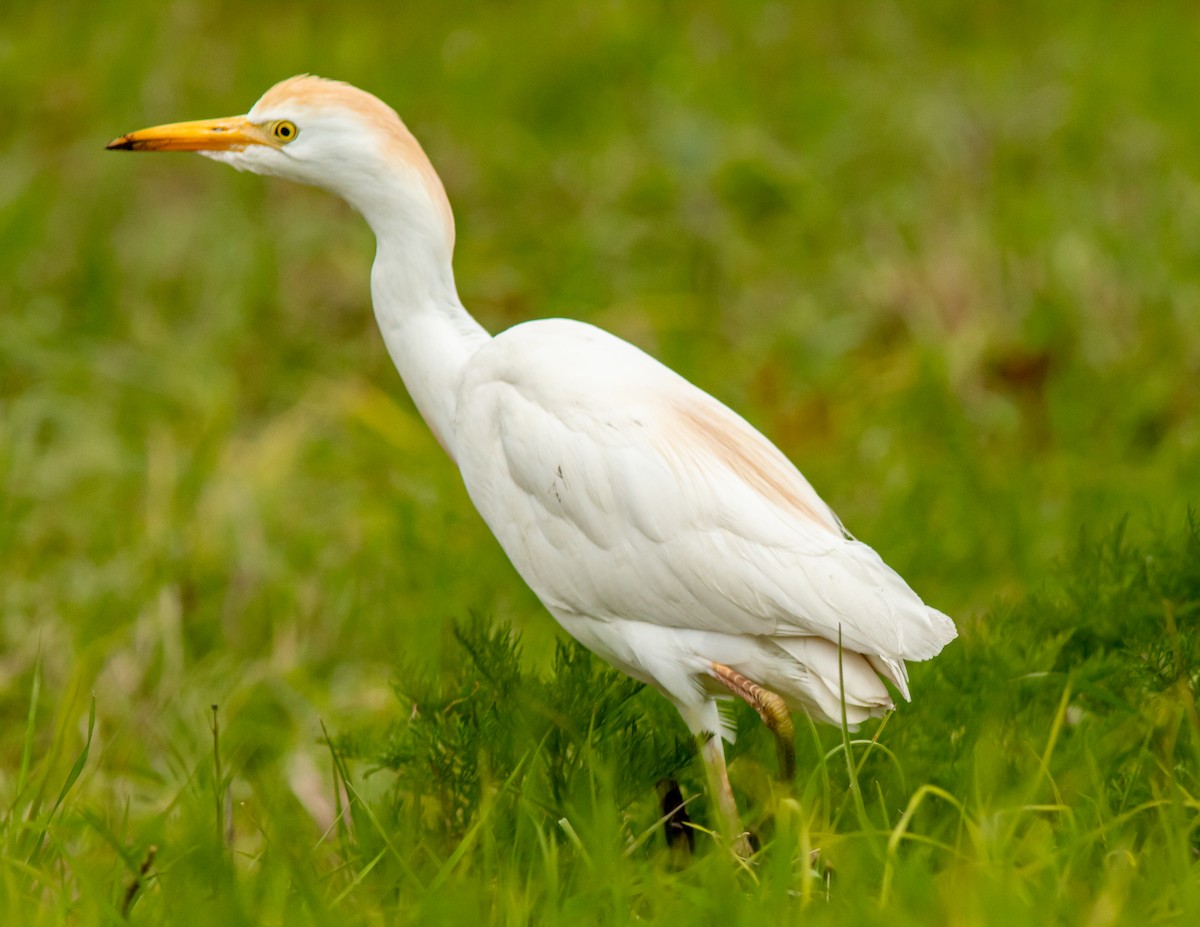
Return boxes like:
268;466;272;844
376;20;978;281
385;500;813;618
106;115;272;152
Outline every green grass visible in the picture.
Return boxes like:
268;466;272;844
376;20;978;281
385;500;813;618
2;0;1199;923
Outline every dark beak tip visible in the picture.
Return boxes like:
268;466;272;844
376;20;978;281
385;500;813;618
106;136;135;151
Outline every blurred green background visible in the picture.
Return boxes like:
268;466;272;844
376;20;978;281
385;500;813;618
2;0;1199;922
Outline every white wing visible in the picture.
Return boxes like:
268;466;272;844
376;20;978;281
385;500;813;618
454;319;956;671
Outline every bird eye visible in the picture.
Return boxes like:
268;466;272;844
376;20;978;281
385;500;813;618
272;120;298;142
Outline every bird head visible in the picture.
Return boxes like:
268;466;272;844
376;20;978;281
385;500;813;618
108;75;455;255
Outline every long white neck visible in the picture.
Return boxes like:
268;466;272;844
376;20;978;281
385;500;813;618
359;179;489;462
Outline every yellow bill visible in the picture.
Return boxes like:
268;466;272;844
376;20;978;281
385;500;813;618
106;116;271;152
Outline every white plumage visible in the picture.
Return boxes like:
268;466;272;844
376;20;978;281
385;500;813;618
457;318;955;733
109;75;957;853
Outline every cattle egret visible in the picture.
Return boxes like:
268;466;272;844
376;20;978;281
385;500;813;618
109;76;957;855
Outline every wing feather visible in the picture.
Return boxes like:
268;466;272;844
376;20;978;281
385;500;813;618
455;319;957;665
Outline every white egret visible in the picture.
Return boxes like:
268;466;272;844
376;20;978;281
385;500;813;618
109;76;957;853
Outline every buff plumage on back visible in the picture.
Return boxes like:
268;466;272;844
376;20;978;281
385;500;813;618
665;396;844;536
257;75;456;254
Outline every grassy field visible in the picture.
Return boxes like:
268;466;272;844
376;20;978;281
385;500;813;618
2;1;1199;923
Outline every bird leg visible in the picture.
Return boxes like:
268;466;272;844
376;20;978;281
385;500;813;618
698;732;755;858
710;662;796;781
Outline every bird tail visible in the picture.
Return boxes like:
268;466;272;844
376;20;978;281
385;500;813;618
871;608;956;701
867;653;911;701
911;607;958;660
889;591;959;661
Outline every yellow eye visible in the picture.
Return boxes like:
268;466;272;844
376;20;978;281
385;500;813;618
272;120;298;142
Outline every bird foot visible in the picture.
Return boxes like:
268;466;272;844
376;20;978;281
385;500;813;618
659;776;762;864
710;662;796;781
731;830;759;860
